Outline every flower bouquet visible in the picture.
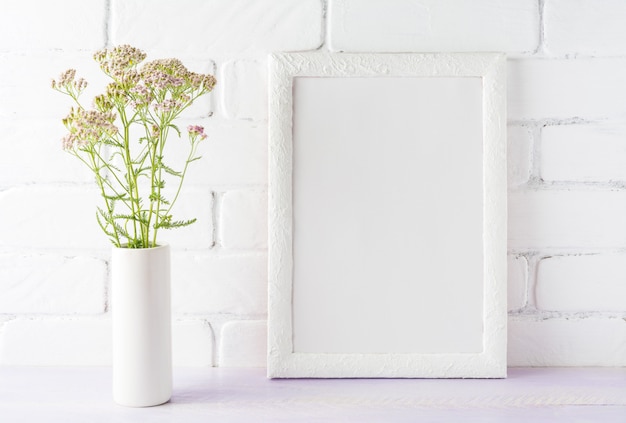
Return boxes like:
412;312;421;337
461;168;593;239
52;44;216;249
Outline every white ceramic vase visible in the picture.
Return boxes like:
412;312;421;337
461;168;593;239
111;244;172;407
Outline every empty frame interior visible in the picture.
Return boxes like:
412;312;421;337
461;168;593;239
292;76;484;354
268;53;507;378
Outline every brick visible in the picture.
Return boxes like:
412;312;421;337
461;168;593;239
0;119;93;184
172;253;267;315
536;254;626;312
0;52;110;119
201;123;268;185
508;318;626;366
508;256;527;311
508;58;626;120
0;1;106;51
508;190;626;249
541;123;626;182
508;125;532;187
164;120;268;186
0;318;214;366
0;186;108;250
172;320;214;367
544;0;626;56
219;320;267;367
111;0;323;58
221;60;267;121
328;0;539;53
220;190;267;250
0;253;106;314
154;187;214;250
0;318;111;365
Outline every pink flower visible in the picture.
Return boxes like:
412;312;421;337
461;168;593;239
187;125;207;140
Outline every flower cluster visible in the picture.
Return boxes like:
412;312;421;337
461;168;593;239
61;107;118;149
51;69;88;95
53;45;217;248
141;59;186;89
140;58;217;93
129;84;153;108
93;45;147;82
188;125;207;141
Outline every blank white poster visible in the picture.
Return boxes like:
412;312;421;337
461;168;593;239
291;76;484;354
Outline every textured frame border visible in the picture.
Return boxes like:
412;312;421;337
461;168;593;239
267;53;507;379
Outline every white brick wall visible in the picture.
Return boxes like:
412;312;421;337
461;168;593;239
172;253;267;315
0;253;106;314
0;319;112;366
508;256;528;311
1;0;625;368
221;60;268;121
509;190;626;249
219;190;268;250
0;186;108;250
189;123;268;186
508;58;626;120
0;318;215;366
0;119;92;184
327;0;540;54
508;318;626;367
111;0;324;58
541;123;626;182
508;125;533;187
219;320;267;367
0;52;109;119
536;254;626;312
544;0;626;57
0;1;106;51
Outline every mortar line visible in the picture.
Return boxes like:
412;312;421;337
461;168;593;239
211;191;220;249
529;124;542;183
103;0;111;48
103;258;111;314
525;253;543;311
536;0;546;56
320;0;329;51
508;309;626;320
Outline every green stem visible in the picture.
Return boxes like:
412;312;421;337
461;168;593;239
151;122;170;247
164;135;199;219
119;107;142;246
84;149;121;247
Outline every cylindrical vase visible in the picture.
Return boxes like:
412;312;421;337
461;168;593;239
112;244;172;407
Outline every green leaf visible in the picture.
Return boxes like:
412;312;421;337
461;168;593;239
148;193;171;205
112;220;131;240
169;123;181;137
106;162;123;173
109;151;125;163
95;208;114;236
101;138;121;147
112;213;147;224
126;238;144;249
155;217;197;229
161;163;182;177
135;166;152;174
104;193;127;201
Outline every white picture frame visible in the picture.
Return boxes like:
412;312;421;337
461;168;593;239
267;52;507;378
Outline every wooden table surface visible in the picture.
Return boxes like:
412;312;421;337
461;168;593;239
0;367;624;422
